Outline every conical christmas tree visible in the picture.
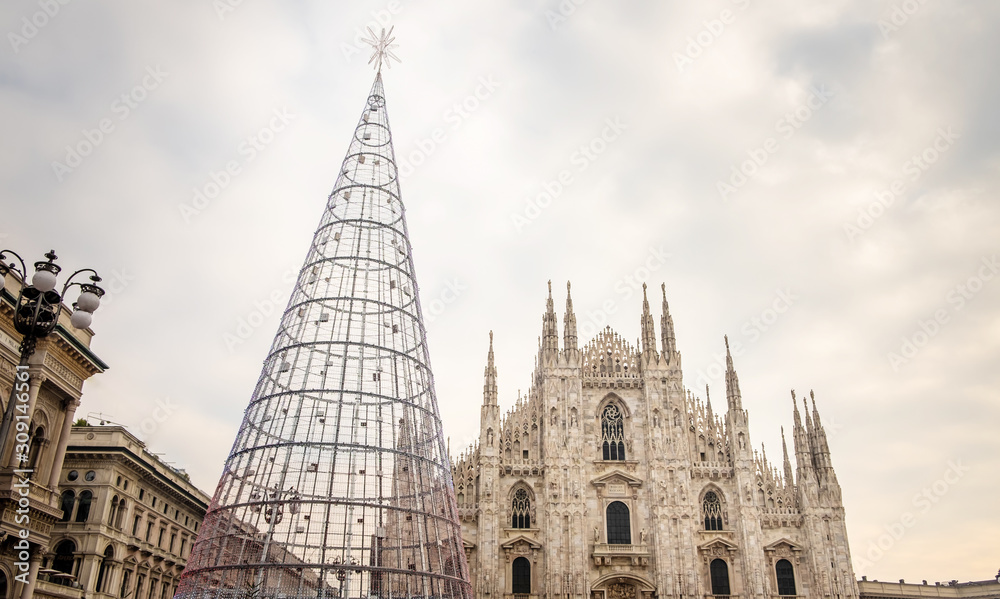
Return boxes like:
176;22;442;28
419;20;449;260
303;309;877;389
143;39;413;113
176;69;472;599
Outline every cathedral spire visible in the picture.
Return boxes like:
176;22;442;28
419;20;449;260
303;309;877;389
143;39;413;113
640;283;657;358
782;426;794;485
484;331;497;406
810;390;836;479
802;395;815;441
541;280;559;355
705;384;714;429
791;390;812;476
724;335;743;411
564;281;577;351
660;283;677;360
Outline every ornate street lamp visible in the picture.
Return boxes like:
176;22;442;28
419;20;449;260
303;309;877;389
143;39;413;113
0;248;104;464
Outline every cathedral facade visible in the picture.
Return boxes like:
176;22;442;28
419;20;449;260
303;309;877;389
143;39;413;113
451;282;857;599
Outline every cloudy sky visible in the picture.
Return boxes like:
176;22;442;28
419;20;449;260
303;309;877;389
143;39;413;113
2;0;997;584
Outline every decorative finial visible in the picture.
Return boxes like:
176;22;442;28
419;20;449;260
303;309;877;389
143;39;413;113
548;280;552;294
361;26;400;74
724;335;730;350
489;330;493;344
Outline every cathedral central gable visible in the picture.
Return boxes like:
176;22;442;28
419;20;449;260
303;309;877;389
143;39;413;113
582;326;639;379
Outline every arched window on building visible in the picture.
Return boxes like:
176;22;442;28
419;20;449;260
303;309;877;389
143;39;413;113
116;499;127;529
109;496;120;528
605;501;631;545
76;490;93;523
120;570;132;599
511;488;531;529
776;559;796;596
601;404;625;460
95;546;114;593
0;569;8;599
511;557;531;594
27;425;45;476
703;491;723;531
59;490;75;522
52;540;76;576
710;559;730;595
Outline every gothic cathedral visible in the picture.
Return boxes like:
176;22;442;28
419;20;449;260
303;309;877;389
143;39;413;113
451;282;857;599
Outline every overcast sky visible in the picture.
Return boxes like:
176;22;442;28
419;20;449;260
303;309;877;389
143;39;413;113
2;0;997;584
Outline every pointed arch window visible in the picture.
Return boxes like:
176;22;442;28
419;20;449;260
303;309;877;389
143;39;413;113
703;491;723;531
512;556;531;594
601;404;625;460
710;559;730;595
605;501;631;545
511;488;531;528
776;559;796;596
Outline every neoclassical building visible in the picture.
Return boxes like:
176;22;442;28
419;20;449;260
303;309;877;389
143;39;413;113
451;282;857;599
0;269;107;599
47;425;211;599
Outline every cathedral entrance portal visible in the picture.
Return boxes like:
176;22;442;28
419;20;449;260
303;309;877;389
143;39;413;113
591;574;656;599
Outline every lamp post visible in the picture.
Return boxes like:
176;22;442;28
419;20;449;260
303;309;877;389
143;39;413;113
0;248;104;466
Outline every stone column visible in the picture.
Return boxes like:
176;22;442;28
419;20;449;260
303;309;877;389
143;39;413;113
47;400;80;488
19;548;41;599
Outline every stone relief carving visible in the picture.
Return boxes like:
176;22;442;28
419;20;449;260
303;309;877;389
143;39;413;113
607;583;636;599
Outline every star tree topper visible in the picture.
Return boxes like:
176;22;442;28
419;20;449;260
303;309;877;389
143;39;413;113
361;26;400;73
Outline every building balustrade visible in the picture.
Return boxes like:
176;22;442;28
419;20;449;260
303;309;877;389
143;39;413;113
591;542;651;567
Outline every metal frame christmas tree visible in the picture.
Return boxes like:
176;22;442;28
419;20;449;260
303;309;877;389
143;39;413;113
176;29;473;599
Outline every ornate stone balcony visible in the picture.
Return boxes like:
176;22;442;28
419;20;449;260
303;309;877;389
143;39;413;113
35;578;84;599
0;470;61;546
591;542;650;567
